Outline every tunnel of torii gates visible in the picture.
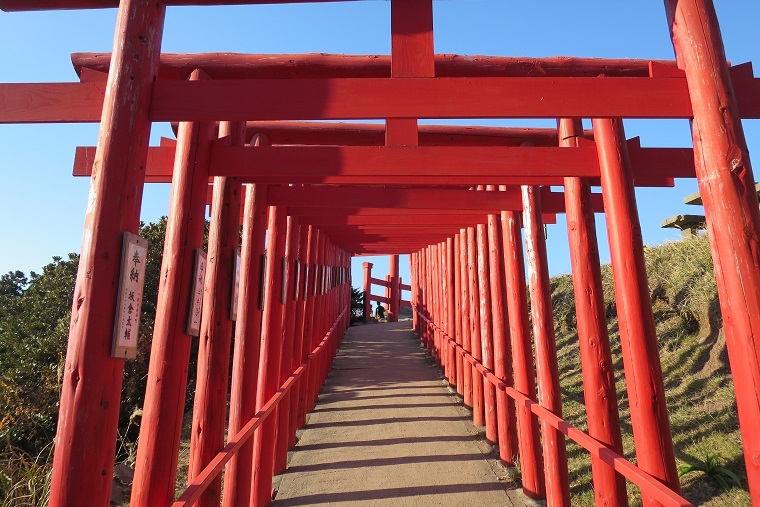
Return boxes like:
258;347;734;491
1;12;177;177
3;0;760;506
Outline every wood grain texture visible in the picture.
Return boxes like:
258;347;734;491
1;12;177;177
501;207;545;500
131;70;215;507
666;1;760;502
251;205;287;507
72;51;679;80
222;180;268;507
485;186;518;466
594;117;680;501
188;121;244;507
560;118;628;507
522;185;571;507
48;2;165;505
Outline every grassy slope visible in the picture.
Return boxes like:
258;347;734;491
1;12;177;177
551;235;749;505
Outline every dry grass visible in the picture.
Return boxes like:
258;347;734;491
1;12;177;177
552;235;749;505
0;443;52;507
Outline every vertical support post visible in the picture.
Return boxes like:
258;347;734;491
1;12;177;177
560;118;627;507
417;250;426;344
454;235;465;397
387;0;434;146
441;241;451;380
666;3;760;498
424;247;435;356
446;238;457;388
410;254;419;330
274;216;301;475
432;244;443;366
422;248;432;352
459;232;473;408
362;262;373;323
188;121;244;507
467;226;485;427
223;180;269;507
290;225;312;441
49;2;165;505
251;205;288;507
298;227;319;426
486;186;518;466
476;218;498;444
501;204;545;500
307;233;327;411
522;185;571;507
593;117;680;500
131;69;212;507
388;254;400;322
385;274;391;317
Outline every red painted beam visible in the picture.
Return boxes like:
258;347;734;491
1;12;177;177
150;77;690;121
5;73;760;124
233;121;568;147
267;186;522;211
289;207;493;217
148;76;760;121
72;143;695;185
0;82;105;123
208;144;694;180
0;0;357;11
261;186;603;214
298;215;491;226
72;52;678;80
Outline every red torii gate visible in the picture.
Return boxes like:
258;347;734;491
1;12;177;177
2;1;760;507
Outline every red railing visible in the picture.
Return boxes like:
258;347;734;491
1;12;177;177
414;308;694;507
172;307;347;507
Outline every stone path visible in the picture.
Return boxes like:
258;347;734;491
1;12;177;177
273;321;527;507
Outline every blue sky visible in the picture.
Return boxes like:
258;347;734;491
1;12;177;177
1;1;758;297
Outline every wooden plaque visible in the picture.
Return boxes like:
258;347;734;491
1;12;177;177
186;249;207;336
112;232;149;359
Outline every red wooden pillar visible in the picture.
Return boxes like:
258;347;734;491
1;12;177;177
467;226;485;427
453;234;465;397
298;227;319;425
424;247;435;356
222;180;269;507
476;219;498;444
251;205;288;507
446;238;457;388
415;251;424;343
385;274;391;318
131;70;212;507
308;233;328;410
501;204;545;500
486;186;518;466
666;3;760;498
459;232;474;408
187;121;244;507
560;118;627;506
290;225;312;439
438;241;456;378
410;254;419;330
423;248;433;352
593;117;680;500
362;261;373;323
274;216;301;475
49;2;164;505
387;0;434;149
432;243;443;367
522;185;571;507
388;254;400;322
